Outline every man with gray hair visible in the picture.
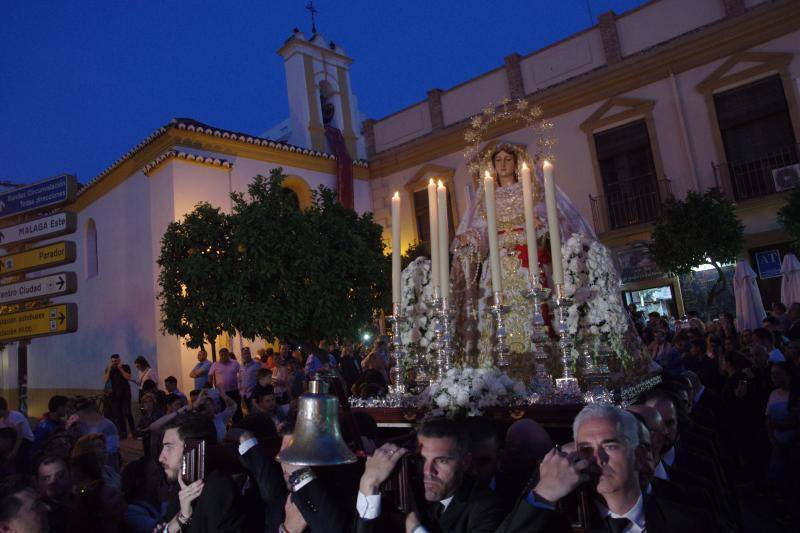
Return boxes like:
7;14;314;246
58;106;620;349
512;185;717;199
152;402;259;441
496;403;708;533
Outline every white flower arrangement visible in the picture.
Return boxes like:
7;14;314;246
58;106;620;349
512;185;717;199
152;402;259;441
400;257;437;349
562;233;631;365
417;367;528;416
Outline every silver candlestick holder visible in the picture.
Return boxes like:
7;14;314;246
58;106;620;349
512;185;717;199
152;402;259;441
387;302;407;396
434;296;455;380
424;287;443;381
489;291;511;367
522;281;554;394
553;284;579;396
521;282;552;359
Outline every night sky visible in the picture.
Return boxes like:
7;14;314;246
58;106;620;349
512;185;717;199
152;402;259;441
0;0;647;185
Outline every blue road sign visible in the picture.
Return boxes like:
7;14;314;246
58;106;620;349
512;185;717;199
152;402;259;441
0;175;77;220
755;249;782;279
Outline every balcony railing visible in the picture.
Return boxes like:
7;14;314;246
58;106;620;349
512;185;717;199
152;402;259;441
590;175;672;235
712;144;800;202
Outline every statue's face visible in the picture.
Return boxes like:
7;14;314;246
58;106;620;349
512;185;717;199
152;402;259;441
492;150;516;181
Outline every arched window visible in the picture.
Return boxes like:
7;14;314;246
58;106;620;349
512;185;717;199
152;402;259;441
86;218;98;278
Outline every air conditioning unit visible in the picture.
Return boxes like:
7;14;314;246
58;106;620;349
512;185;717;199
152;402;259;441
772;163;800;192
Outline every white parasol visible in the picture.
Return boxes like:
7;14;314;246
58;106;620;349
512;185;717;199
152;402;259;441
780;253;800;305
733;260;766;331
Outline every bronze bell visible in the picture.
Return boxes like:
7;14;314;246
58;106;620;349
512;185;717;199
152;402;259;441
276;379;357;466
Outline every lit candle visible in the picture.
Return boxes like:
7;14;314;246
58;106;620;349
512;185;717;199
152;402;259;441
427;178;440;295
483;171;503;294
543;160;563;286
437;180;450;300
521;162;539;286
391;191;401;304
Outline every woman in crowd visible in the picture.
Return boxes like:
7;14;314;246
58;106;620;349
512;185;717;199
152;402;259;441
135;392;163;458
133;356;159;400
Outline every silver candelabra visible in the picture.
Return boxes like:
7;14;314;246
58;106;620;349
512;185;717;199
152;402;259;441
522;280;553;392
552;284;580;396
521;282;552;360
387;302;407;396
434;296;455;380
489;291;511;367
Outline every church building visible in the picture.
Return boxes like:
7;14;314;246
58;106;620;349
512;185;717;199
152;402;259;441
0;0;798;414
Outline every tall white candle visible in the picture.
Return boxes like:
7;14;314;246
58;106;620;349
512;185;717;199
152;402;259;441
543;161;563;287
391;191;401;304
520;162;539;286
427;178;440;294
483;171;503;295
437;180;450;300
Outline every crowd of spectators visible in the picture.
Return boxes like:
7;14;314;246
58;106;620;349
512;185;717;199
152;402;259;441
0;303;797;532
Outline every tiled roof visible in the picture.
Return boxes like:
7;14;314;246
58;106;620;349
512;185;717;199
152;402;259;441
77;118;368;197
142;150;233;176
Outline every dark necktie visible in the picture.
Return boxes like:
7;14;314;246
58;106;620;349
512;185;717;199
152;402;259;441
432;501;445;521
605;516;631;533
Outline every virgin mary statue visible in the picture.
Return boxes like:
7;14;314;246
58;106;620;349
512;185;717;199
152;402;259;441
449;142;595;380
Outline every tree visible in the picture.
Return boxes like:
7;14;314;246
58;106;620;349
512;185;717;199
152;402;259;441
649;188;744;316
303;186;391;341
229;167;390;344
777;189;800;251
401;240;428;270
157;203;237;358
228;170;317;344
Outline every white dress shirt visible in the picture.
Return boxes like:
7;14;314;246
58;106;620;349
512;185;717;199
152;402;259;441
595;492;646;533
356;491;455;533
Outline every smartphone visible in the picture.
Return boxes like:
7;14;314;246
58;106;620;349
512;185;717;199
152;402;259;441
380;452;425;515
181;439;206;484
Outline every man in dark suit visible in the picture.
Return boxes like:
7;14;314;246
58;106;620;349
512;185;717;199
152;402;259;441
276;427;355;533
157;413;244;532
497;403;710;533
356;417;505;533
236;429;287;532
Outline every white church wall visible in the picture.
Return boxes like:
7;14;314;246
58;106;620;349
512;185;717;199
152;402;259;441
8;170;162;414
283;52;314;149
354;178;372;215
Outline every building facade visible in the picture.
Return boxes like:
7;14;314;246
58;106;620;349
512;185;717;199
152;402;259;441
367;0;799;321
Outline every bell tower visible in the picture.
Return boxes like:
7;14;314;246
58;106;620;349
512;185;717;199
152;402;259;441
275;30;365;159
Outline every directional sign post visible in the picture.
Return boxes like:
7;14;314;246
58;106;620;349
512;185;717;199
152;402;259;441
0;174;79;415
0;175;77;220
0;303;77;343
0;241;76;277
0;212;77;249
0;273;77;306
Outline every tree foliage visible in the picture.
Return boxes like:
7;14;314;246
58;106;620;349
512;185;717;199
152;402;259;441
649;188;744;314
157;167;390;347
401;240;428;270
302;186;390;341
777;189;800;251
228;170;319;343
157;203;237;351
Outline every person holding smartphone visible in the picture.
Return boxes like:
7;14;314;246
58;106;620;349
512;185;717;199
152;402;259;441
156;413;243;532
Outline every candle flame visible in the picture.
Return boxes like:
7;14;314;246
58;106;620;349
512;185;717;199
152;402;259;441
437;179;444;187
522;162;529;170
484;170;492;180
543;159;552;169
429;178;436;186
392;191;399;199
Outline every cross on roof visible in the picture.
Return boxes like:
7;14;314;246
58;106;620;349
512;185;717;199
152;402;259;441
305;1;318;35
